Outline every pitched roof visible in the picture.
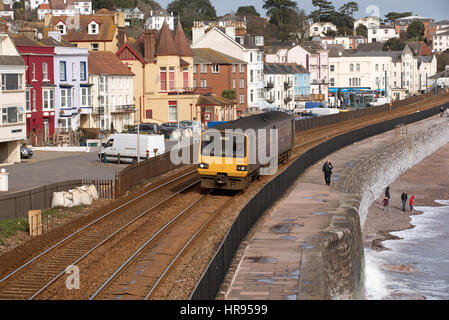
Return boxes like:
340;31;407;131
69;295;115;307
192;48;245;64
264;63;308;75
88;51;134;76
47;14;116;42
356;42;384;52
10;32;72;48
0;55;25;66
196;95;235;106
155;20;179;56
174;21;194;57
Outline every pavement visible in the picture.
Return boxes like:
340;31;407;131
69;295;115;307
0;137;184;194
223;114;448;300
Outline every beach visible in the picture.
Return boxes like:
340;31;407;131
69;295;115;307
362;139;449;299
363;140;449;250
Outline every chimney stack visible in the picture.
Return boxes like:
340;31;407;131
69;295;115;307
144;29;156;62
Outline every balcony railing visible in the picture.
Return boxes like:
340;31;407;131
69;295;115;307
265;82;274;90
310;79;329;85
284;81;292;90
110;104;136;113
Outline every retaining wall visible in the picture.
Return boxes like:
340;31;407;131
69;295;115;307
299;117;449;299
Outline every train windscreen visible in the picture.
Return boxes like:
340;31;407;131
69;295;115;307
201;132;247;158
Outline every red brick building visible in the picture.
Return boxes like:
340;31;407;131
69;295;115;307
192;48;248;115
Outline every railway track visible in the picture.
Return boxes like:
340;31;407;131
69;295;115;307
0;169;201;300
89;191;238;300
0;92;448;300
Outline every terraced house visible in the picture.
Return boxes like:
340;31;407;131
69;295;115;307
0;31;26;164
116;21;238;125
88;50;135;132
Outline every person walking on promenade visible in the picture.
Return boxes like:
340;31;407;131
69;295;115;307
440;106;444;118
322;159;333;186
401;191;408;212
409;195;415;212
384;186;391;210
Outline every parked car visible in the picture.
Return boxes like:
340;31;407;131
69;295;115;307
20;145;33;159
128;123;161;135
160;122;186;138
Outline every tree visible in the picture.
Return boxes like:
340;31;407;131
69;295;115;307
263;0;298;25
236;5;260;17
355;24;367;37
167;0;217;37
407;20;425;40
384;12;413;24
221;89;236;100
383;38;406;51
339;1;358;18
310;0;335;22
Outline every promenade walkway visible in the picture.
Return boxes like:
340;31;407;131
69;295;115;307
223;114;447;300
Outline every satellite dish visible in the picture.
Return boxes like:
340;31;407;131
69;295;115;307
37;33;43;39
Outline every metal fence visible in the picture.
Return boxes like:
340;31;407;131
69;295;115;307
190;102;446;300
115;143;194;197
0;179;115;221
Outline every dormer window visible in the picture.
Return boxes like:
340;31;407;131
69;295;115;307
88;21;99;35
56;21;66;35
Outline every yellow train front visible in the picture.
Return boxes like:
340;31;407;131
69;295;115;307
198;112;295;190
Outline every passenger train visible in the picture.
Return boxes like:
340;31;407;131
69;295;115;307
198;112;295;190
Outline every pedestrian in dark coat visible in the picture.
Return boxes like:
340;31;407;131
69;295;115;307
401;191;408;212
322;159;333;186
441;106;444;118
384;186;391;209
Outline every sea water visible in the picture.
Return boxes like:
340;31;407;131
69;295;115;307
364;200;449;300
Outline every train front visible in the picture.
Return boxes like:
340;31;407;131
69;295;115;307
198;129;249;190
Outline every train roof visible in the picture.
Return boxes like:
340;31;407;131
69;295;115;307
209;111;294;132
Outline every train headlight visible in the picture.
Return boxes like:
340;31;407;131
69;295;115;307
199;163;209;169
237;165;247;171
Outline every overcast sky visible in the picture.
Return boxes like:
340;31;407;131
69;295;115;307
158;0;449;21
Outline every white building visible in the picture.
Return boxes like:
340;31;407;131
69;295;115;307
322;36;367;49
266;41;329;101
367;26;398;43
116;8;144;26
309;22;337;37
0;32;26;164
328;45;437;102
192;26;265;110
433;29;449;52
354;16;380;31
88;51;135;132
36;0;92;20
144;10;175;31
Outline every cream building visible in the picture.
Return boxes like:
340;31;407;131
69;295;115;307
0;32;26;163
309;22;337;37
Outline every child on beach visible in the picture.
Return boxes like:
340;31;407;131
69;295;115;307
409;195;415;212
382;198;389;212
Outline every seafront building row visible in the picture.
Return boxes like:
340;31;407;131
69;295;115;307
0;7;446;163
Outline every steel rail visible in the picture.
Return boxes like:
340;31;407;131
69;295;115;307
143;204;218;300
29;180;201;300
0;169;198;287
89;192;210;300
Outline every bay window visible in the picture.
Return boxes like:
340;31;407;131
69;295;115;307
81;87;92;106
60;88;72;108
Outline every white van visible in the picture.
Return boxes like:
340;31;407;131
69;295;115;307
99;133;165;164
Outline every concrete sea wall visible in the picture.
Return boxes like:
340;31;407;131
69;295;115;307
310;119;449;299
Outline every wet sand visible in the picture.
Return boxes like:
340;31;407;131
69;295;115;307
363;141;449;250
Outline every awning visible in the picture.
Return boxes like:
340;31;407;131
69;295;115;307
59;83;74;88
